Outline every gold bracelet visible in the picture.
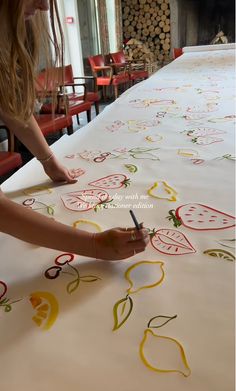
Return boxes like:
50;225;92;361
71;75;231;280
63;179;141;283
37;153;54;164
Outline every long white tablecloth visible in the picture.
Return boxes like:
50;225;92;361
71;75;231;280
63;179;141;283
0;46;235;391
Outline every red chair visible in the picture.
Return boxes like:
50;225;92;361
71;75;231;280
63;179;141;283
63;65;100;116
34;113;73;136
0;152;22;177
110;51;148;85
0;126;22;177
36;69;92;125
173;48;183;59
88;55;129;99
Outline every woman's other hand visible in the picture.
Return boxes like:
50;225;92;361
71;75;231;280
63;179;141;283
42;155;78;183
94;227;150;261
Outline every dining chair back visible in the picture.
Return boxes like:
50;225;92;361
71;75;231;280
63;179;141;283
173;48;183;59
0;126;22;177
88;54;129;99
110;51;148;84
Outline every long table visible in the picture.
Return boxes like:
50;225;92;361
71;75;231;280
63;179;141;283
0;44;235;391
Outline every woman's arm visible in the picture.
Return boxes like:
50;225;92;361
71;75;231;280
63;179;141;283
0;111;76;183
0;191;149;260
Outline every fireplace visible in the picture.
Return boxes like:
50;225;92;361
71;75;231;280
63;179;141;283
170;0;235;51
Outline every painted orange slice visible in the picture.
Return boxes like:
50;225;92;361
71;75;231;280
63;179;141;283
30;291;59;331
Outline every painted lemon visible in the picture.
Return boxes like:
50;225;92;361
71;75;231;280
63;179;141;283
145;135;163;143
125;261;165;295
140;329;191;377
124;164;138;174
203;248;235;262
177;149;199;158
30;291;59;331
23;186;52;196
148;181;177;202
73;219;102;232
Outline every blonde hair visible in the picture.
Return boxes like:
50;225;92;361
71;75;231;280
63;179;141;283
0;0;64;122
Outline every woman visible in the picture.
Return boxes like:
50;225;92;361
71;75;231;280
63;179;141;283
0;0;149;260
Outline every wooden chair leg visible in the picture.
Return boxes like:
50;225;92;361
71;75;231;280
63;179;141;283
76;114;80;125
1;126;16;152
94;101;99;116
102;86;107;101
67;124;74;135
87;109;91;122
114;85;118;100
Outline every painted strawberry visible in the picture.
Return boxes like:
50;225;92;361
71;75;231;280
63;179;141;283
88;174;130;189
183;113;208;121
61;189;112;212
191;136;223;145
151;229;196;255
167;204;236;231
186;127;225;137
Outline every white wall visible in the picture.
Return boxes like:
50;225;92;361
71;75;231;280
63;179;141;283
57;0;84;76
106;0;117;52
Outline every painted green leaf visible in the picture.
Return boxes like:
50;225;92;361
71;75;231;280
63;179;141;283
80;275;101;282
66;278;80;294
112;295;133;331
203;249;235;262
216;239;235;249
47;206;55;216
4;304;12;312
148;314;177;329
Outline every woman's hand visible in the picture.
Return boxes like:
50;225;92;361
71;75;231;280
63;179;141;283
42;155;78;183
94;227;150;261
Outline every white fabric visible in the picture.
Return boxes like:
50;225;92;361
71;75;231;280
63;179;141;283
0;48;235;391
183;43;236;52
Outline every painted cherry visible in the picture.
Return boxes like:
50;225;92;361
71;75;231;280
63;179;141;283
44;266;62;279
0;281;7;300
54;253;75;266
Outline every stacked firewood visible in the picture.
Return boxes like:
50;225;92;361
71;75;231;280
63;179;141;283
122;0;171;63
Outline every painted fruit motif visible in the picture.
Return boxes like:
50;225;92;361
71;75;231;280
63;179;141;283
61;189;111;211
191;136;223;145
139;329;191;377
151;229;196;255
0;281;7;300
125;261;165;294
186;127;225;137
167;204;235;230
29;291;59;330
88;174;130;189
124;164;138;173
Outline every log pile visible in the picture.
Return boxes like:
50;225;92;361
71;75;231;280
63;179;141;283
122;0;171;64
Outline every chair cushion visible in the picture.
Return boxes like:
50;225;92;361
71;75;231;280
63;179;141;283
68;92;99;103
35;114;73;137
112;74;130;85
68;101;91;116
129;70;149;80
97;77;113;86
0;152;22;176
